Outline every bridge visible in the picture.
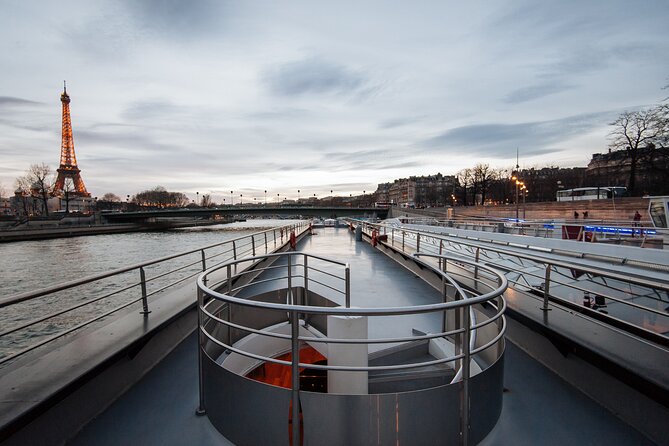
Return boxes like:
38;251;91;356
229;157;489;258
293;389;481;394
100;206;389;223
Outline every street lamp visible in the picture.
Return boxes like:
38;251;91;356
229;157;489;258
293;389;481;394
230;191;233;206
240;194;243;205
264;190;267;206
297;189;300;203
196;191;199;206
330;189;333;207
522;187;528;219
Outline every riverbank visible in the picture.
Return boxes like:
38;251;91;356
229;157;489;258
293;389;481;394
0;220;224;243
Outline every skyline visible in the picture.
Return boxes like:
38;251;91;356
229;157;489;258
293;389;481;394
1;1;668;203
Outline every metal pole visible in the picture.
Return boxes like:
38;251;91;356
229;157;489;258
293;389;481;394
416;233;421;253
461;305;471;446
274;229;277;248
543;264;551;311
139;267;150;315
515;183;519;222
345;264;351;308
252;236;256;256
287;253;292;304
226;264;232;345
196;286;206;415
304;255;309;326
391;228;395;247
290;310;301;446
264;232;268;254
439;240;444;269
474;247;480;280
402;231;405;251
232;240;237;260
200;248;207;277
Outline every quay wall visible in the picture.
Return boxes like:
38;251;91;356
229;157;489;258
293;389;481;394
389;198;651;223
452;197;650;222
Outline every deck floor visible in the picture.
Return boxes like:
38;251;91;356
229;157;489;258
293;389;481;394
69;227;653;445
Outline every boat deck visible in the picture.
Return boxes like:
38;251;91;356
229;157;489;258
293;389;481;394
69;228;655;445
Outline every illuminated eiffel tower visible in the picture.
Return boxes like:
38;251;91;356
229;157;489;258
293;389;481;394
53;81;90;197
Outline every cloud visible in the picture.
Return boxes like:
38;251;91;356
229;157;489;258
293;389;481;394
378;116;426;129
422;112;615;157
263;57;368;97
122;0;229;40
121;99;183;122
503;82;575;104
0;96;43;107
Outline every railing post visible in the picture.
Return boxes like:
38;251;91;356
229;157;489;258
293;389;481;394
345;264;351;308
232;240;237;260
416;233;421;253
290;309;301;446
402;231;405;251
274;229;277;248
264;232;268;254
200;250;208;286
287;253;293;304
139;267;150;315
391;228;395;247
439;240;444;268
474;247;480;280
196;286;206;415
304;255;309;326
542;264;551;311
227;264;232;293
460;305;471;446
252;236;256;256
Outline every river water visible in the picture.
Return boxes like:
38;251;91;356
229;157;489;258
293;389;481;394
0;219;302;360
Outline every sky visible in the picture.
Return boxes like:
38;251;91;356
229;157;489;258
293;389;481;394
1;0;668;203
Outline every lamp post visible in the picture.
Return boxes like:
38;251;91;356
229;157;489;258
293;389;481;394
330;189;333;207
240;194;243;205
522;187;528;219
297;189;300;204
264;190;267;206
511;176;524;221
230;191;233;206
277;193;280;204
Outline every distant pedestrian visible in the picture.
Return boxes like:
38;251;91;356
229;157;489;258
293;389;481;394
574;211;579;219
633;211;641;226
583;211;589;219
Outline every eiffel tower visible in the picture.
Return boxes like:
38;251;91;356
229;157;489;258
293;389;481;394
53;81;90;197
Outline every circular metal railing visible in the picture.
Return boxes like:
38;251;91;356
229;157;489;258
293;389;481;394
195;249;507;445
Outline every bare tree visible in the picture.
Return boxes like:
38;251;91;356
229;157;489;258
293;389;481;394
62;178;75;213
101;192;121;202
17;164;54;216
456;168;473;206
472;163;497;205
14;176;32;217
200;194;214;207
608;106;668;195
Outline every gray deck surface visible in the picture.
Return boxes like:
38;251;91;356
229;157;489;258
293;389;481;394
69;228;653;445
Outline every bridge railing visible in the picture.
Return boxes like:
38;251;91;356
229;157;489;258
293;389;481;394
354;220;669;344
0;222;308;366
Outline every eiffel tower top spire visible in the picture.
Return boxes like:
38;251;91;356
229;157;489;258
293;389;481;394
53;82;90;197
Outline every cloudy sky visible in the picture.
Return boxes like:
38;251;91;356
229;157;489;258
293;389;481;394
1;0;668;203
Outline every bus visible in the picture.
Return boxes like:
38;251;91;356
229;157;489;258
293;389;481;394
556;187;626;202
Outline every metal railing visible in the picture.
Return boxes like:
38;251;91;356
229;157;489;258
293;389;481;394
356;220;669;342
0;222;307;366
196;251;507;446
391;215;666;241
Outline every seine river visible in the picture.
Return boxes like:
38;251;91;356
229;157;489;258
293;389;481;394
0;219;302;360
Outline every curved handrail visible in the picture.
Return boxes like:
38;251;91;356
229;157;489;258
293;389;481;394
196;251;507;377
